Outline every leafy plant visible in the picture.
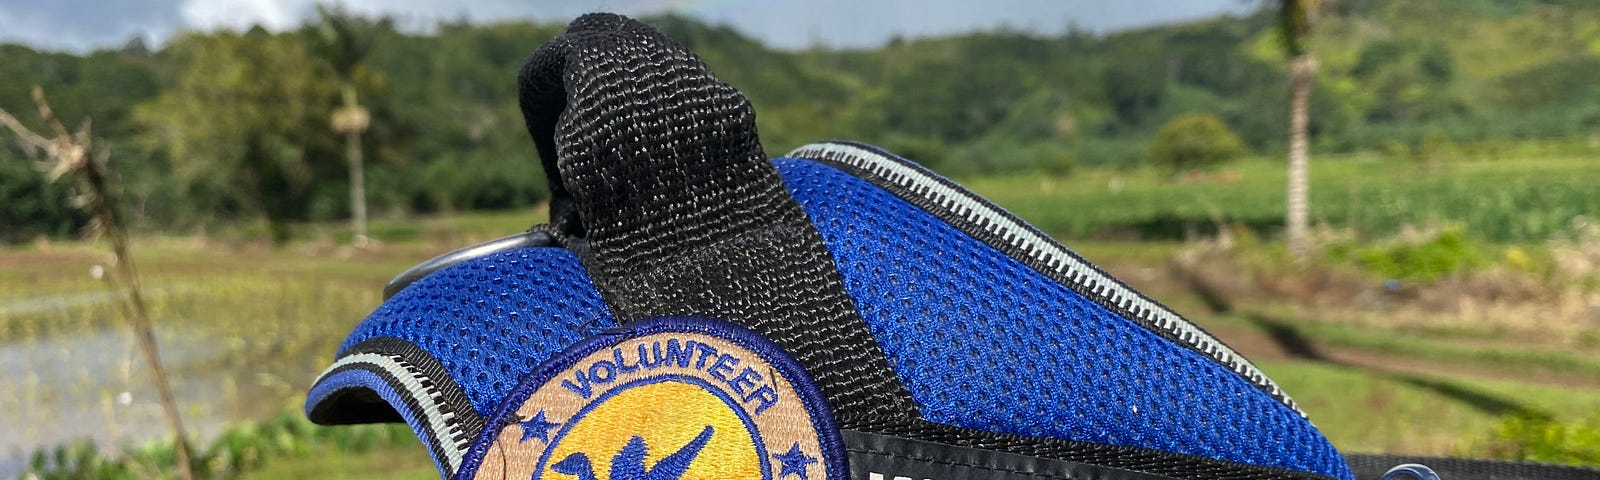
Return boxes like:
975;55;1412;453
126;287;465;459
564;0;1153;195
1351;228;1487;281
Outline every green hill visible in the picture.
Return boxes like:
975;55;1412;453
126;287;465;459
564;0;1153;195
2;0;1598;241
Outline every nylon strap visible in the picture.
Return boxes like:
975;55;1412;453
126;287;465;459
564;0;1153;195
515;12;918;425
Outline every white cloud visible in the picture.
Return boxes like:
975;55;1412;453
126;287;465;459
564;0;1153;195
179;0;316;31
0;0;181;52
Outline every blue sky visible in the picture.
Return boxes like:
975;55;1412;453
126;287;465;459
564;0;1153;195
0;0;1259;53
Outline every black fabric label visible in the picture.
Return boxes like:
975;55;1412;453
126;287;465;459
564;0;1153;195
844;430;1180;480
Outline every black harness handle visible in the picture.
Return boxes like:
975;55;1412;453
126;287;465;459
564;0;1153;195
514;13;920;423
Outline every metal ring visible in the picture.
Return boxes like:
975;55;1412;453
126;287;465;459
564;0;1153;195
1382;463;1442;480
382;230;557;299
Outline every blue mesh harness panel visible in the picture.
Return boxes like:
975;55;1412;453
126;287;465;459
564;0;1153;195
338;247;617;414
775;157;1351;480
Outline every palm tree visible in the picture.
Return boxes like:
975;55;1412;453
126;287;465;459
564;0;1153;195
1280;0;1320;262
312;5;375;245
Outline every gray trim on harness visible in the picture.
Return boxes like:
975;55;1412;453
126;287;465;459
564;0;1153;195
311;352;470;474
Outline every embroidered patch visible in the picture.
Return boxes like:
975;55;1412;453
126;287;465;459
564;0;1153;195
456;317;845;480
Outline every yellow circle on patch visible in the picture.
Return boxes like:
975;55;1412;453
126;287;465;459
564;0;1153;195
546;381;762;479
466;319;841;480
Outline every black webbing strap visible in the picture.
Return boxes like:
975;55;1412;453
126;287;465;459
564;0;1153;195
844;430;1186;480
1347;454;1600;480
847;417;1335;480
515;13;918;424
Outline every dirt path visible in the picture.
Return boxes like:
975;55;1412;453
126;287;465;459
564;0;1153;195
1209;324;1600;390
1091;257;1600;391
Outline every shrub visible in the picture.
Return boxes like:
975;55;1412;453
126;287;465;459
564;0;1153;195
1355;227;1487;282
1483;412;1600;465
1147;112;1248;172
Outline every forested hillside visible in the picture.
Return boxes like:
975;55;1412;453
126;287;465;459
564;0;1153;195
3;0;1598;241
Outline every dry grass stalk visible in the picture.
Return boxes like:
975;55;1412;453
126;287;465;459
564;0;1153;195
0;86;196;480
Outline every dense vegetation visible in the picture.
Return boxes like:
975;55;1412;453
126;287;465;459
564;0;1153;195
3;0;1599;242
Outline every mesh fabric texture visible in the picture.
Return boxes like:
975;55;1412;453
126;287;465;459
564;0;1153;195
774;157;1352;480
338;246;615;414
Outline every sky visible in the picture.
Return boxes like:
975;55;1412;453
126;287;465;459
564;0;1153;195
0;0;1259;53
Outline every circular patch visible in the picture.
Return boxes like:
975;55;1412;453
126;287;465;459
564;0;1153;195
458;317;845;480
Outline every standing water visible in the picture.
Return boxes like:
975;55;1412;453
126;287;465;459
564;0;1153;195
0;276;378;477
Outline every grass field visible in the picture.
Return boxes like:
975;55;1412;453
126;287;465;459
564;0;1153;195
5;152;1600;476
959;152;1600;243
1259;359;1600;455
240;448;436;480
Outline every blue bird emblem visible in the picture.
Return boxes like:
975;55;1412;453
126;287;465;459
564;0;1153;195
550;426;715;480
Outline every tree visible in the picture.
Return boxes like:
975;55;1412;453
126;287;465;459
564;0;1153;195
1352;39;1461;122
1280;0;1320;262
137;32;340;244
310;5;379;245
1148;112;1247;172
1103;58;1168;130
0;154;85;241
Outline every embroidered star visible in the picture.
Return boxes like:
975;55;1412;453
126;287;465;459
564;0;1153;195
518;410;560;444
771;442;818;480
